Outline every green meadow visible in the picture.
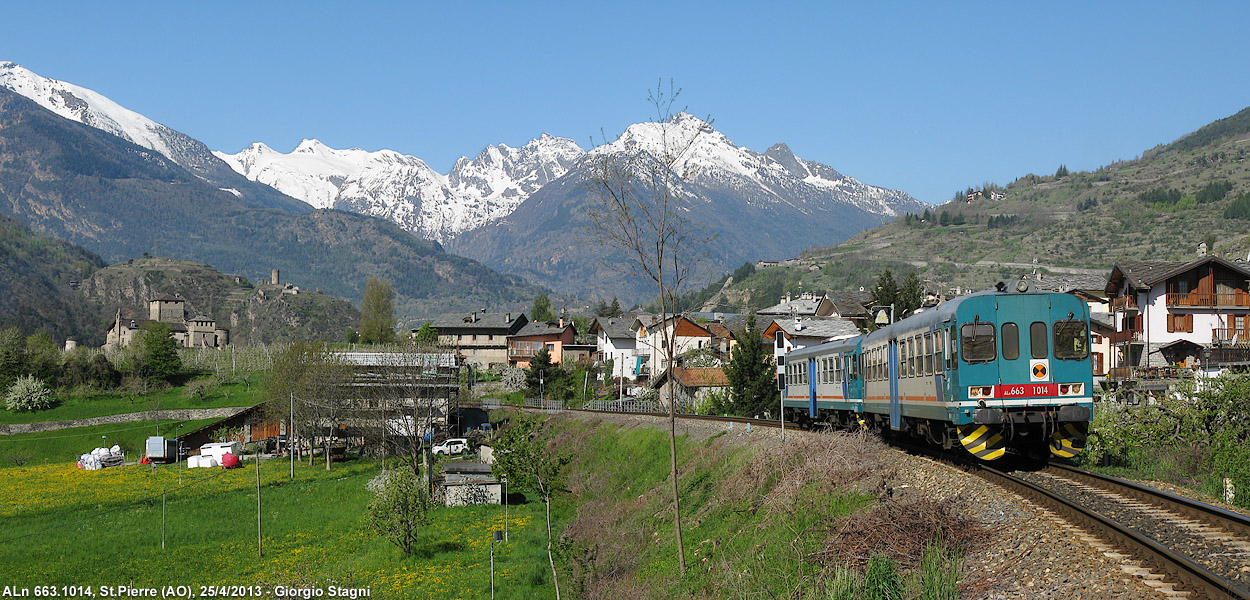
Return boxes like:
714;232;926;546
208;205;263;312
0;458;555;600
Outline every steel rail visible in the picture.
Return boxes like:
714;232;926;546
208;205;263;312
1046;463;1250;540
974;464;1250;600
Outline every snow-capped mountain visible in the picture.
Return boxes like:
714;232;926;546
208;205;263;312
215;135;584;242
450;113;926;302
0;61;308;212
593;113;917;217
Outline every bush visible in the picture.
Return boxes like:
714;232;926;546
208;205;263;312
5;375;55;411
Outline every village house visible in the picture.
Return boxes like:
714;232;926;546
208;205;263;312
650;367;729;412
590;314;642;381
1105;256;1250;390
507;318;576;368
632;314;717;380
104;295;229;350
426;311;528;369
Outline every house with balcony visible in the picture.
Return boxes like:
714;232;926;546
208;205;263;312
632;314;717;380
1104;257;1250;386
427;311;528;369
507;318;576;368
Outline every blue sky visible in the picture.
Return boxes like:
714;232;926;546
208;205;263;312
3;2;1248;203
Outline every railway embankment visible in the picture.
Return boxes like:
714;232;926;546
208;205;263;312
545;410;1170;599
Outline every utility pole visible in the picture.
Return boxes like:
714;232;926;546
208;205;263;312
289;393;295;480
256;453;263;558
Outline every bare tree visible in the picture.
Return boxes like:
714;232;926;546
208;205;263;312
360;340;459;477
264;342;354;470
586;79;713;575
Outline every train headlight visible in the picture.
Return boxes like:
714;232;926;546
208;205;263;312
1015;280;1030;293
969;386;980;398
1072;383;1083;395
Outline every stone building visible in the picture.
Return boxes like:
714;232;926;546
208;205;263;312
104;295;229;350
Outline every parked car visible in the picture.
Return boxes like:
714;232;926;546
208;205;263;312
432;437;470;456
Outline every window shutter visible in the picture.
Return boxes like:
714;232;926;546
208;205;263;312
1166;314;1174;333
1185;314;1193;333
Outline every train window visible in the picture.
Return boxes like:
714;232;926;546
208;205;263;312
960;322;996;363
924;333;933;375
1054;320;1089;360
935;330;945;372
910;337;918;376
1001;323;1020;361
915;337;925;375
949;326;958;365
1030;322;1048;359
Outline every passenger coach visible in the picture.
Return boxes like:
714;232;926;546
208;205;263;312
783;281;1093;460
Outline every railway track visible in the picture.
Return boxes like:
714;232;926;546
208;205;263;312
1014;465;1250;597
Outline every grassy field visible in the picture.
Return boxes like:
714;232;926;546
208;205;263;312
0;418;222;468
0;374;264;425
0;457;556;599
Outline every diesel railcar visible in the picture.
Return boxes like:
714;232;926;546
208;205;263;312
782;281;1093;460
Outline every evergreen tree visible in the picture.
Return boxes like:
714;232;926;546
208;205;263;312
939;211;951;226
532;293;554;322
724;314;777;417
412;322;438;345
138;322;181;380
1055;164;1069;178
525;347;563;398
900;271;924;314
0;327;26;388
922;208;933;222
360;277;395;344
594;299;611;317
871;269;899;317
609;297;623;317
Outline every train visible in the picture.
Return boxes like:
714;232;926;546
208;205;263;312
780;280;1093;461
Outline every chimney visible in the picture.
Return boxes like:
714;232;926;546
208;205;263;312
559;316;565;328
506;312;512;322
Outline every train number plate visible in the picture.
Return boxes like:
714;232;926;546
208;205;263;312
994;383;1057;398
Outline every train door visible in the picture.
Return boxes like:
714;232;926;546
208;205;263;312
888;339;900;430
996;295;1040;387
931;326;946;404
808;357;818;418
840;354;850;401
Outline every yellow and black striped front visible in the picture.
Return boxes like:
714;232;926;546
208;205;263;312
958;424;1006;461
1049;422;1088;458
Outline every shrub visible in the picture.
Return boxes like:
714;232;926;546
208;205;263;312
5;375;55;411
362;466;432;556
